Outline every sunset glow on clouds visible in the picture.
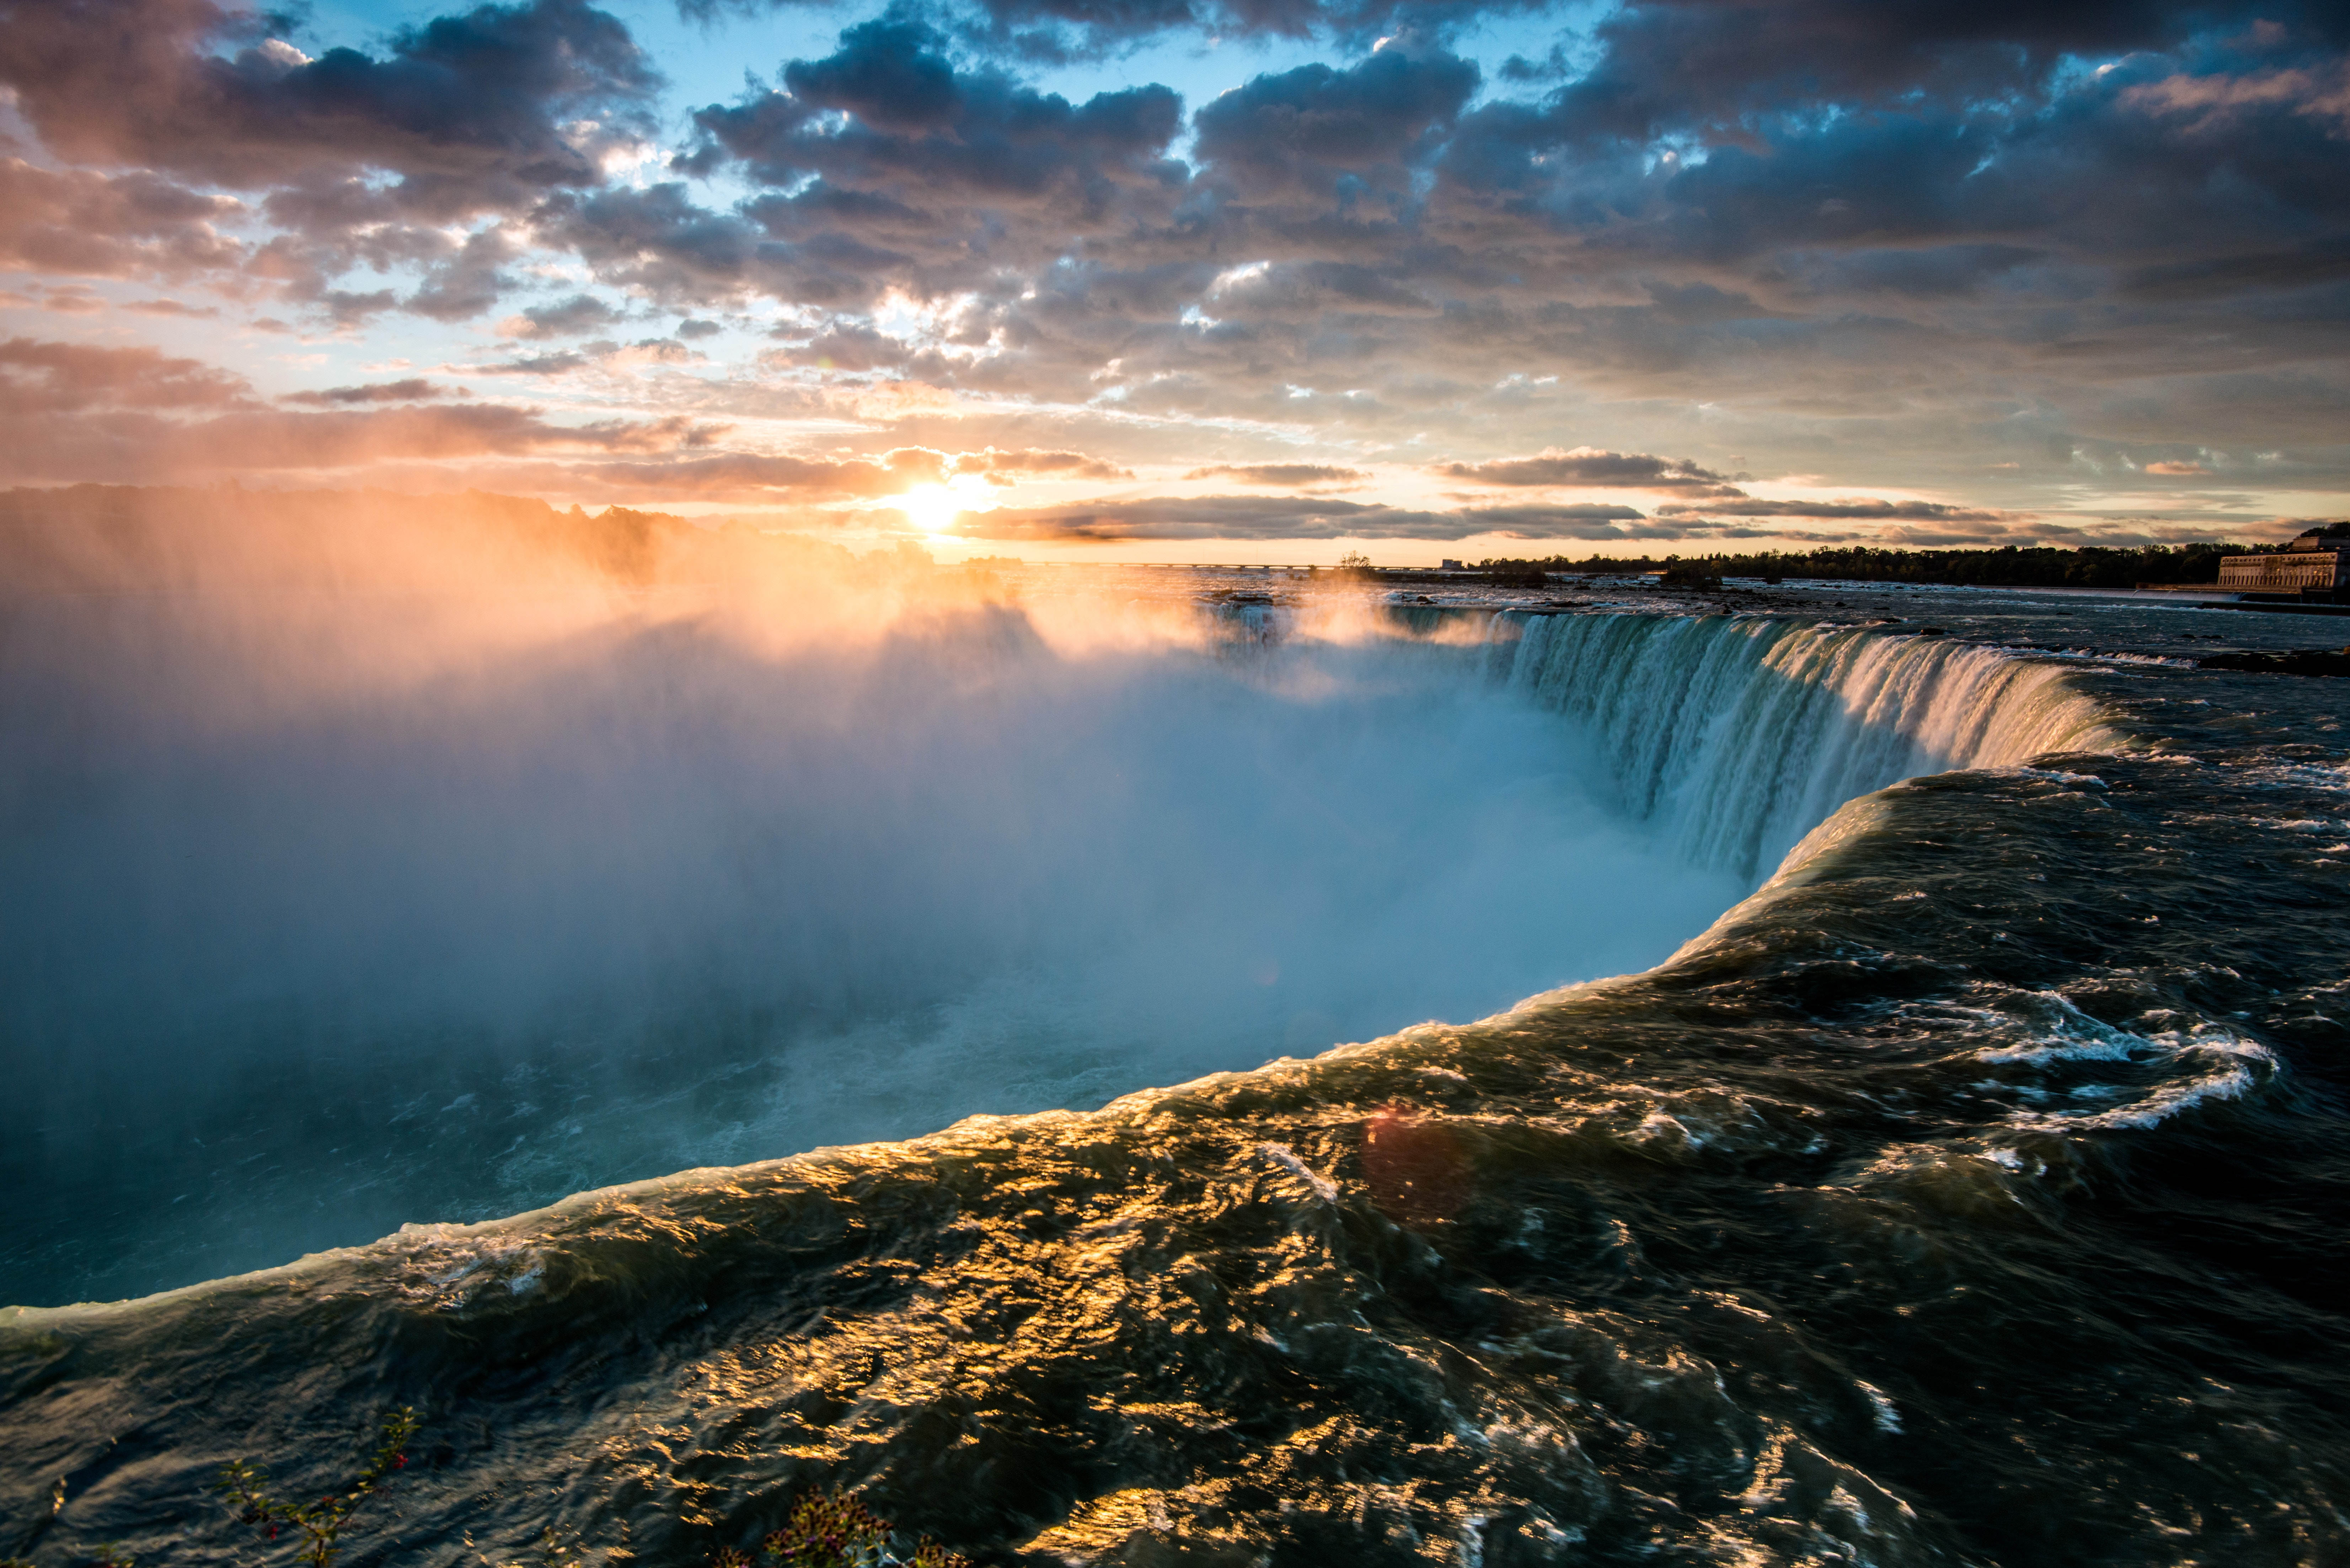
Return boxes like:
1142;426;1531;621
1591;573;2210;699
2;0;2346;559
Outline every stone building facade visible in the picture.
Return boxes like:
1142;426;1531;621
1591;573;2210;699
2219;533;2348;592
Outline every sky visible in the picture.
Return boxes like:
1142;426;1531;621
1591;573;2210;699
2;0;2347;563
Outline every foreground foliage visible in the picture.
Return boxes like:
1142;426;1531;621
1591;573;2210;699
715;1489;968;1568
215;1408;420;1568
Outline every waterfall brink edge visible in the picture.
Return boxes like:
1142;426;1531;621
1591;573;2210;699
1486;611;2124;882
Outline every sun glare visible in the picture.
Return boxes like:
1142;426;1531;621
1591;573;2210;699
899;478;996;535
898;485;961;533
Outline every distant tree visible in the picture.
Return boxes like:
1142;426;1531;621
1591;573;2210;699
1469;535;2336;590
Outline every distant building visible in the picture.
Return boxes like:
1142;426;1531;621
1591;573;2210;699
2219;530;2349;592
1440;559;1465;571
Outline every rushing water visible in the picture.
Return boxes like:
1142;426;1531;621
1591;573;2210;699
4;572;2348;1567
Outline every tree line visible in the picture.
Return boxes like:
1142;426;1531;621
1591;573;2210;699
1472;533;2343;590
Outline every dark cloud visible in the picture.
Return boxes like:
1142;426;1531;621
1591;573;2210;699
697;16;1185;193
1439;448;1737;490
535;181;889;309
1198;261;1438;318
766;322;914;372
1440;25;2350;288
952;447;1134;480
1190;45;1477;205
1497;46;1572;85
406;226;524;321
1774;244;2050;300
781;15;965;130
0;159;245;280
2119;237;2350;301
465;337;701;375
1183;463;1367;485
0;0;661;216
470;350;596;376
506;293;624;339
1499;0;2339;150
634;16;1183;307
282;380;462;406
1653;496;2023;521
959;494;1645;541
0;0;663;330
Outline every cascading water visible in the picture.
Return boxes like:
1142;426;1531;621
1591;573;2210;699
1489;611;2126;877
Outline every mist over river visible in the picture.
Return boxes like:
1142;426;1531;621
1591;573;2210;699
5;538;2349;1566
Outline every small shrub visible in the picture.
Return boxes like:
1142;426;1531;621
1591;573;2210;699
214;1407;419;1568
740;1488;967;1568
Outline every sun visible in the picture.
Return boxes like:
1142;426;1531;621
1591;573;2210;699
897;475;999;536
898;483;965;535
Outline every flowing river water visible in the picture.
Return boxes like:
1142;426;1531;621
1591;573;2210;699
4;568;2347;1567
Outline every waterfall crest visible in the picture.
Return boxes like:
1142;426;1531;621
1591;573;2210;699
1490;612;2125;879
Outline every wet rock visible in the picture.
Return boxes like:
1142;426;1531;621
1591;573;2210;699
2198;647;2350;677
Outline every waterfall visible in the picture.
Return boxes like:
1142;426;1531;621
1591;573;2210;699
1490;612;2125;880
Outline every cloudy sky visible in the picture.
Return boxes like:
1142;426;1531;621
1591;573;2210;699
3;0;2346;560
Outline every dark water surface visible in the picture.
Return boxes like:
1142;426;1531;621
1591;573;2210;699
5;582;2348;1566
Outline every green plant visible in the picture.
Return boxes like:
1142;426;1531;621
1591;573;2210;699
735;1488;966;1568
0;1547;138;1568
214;1407;419;1568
